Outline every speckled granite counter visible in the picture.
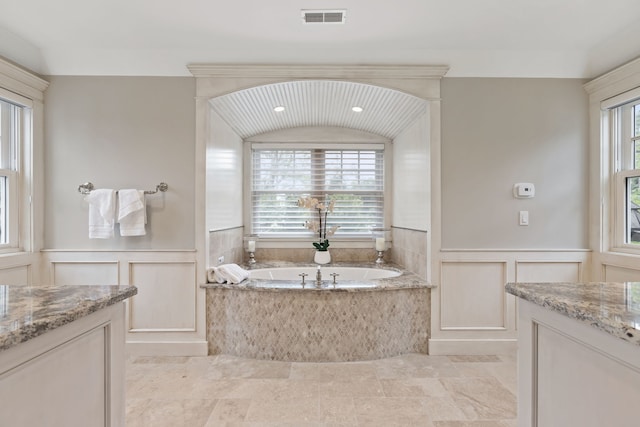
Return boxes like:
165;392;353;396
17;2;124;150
506;281;640;346
0;284;137;352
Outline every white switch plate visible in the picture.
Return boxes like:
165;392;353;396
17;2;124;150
519;210;529;226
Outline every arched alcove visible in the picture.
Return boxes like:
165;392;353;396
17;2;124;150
189;64;447;283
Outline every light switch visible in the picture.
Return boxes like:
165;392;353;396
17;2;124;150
519;210;529;226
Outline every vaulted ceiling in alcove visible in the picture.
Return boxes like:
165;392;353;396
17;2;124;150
208;80;428;139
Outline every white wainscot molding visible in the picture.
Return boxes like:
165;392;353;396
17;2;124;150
0;252;40;285
430;250;591;355
594;252;640;282
41;250;207;356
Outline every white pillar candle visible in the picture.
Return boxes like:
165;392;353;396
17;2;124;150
375;237;385;251
247;240;256;252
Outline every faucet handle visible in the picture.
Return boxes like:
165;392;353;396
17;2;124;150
330;273;339;284
299;273;308;285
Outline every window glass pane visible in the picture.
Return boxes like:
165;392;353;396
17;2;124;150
635;104;640;168
0;176;7;245
627;175;640;245
252;147;384;236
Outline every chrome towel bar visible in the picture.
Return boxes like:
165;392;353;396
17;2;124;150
78;182;168;195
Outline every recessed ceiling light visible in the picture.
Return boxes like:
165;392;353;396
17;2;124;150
273;106;285;112
352;106;364;113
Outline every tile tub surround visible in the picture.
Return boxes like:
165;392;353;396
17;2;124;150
0;284;138;351
203;264;433;362
505;281;640;346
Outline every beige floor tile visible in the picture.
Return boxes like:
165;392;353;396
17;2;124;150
126;353;518;427
244;397;320;423
433;421;514;427
290;361;378;382
440;377;517;420
204;398;251;425
319;397;358;424
373;354;462;379
447;355;501;363
206;355;292;380
126;398;217;427
422;396;468;421
380;378;449;398
318;378;385;397
353;397;434;426
226;378;320;400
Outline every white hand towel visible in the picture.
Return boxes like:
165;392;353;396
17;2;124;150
118;189;146;236
207;267;226;283
218;263;250;284
85;189;116;239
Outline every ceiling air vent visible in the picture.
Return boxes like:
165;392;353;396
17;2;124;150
301;9;347;24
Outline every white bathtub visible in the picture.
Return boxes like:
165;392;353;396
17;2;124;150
248;266;402;281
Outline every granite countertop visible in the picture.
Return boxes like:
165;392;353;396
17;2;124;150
202;262;433;291
506;281;640;346
0;284;137;352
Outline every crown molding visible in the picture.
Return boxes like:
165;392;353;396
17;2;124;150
187;63;449;80
584;56;640;97
0;57;49;101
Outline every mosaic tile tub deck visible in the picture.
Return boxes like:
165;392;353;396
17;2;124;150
203;263;434;362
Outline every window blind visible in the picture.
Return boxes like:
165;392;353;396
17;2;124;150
251;147;384;236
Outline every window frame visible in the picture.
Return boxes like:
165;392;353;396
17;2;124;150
245;141;391;246
0;88;32;253
609;95;640;253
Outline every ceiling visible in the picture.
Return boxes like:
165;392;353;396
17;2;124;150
209;80;427;139
1;0;640;78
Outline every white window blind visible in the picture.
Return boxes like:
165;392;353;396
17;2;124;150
251;146;384;237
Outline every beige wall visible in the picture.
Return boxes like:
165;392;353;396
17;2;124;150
440;78;589;249
43;76;196;249
41;75;590;253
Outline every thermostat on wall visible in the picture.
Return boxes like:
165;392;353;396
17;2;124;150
513;183;535;198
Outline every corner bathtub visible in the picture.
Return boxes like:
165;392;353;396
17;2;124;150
202;264;434;362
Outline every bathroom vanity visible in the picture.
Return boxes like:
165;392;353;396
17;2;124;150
506;281;640;427
0;284;137;427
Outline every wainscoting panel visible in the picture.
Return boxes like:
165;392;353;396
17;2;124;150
430;250;591;355
51;261;119;286
0;265;30;285
515;261;582;283
40;250;207;356
128;261;197;332
440;261;507;330
603;264;640;282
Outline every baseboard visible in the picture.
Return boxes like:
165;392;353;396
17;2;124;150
428;338;517;356
126;340;209;357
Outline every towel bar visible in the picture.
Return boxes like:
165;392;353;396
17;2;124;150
78;182;169;195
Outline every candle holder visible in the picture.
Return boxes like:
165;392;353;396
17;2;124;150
370;227;390;264
244;235;258;265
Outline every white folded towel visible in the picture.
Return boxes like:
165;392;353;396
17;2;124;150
208;264;249;284
118;189;146;236
207;268;225;283
85;189;116;239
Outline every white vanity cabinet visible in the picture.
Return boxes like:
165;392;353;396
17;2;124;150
0;285;136;427
507;282;640;427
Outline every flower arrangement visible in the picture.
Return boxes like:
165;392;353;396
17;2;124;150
297;196;340;251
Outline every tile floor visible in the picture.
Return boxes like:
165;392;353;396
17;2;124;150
126;353;517;427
